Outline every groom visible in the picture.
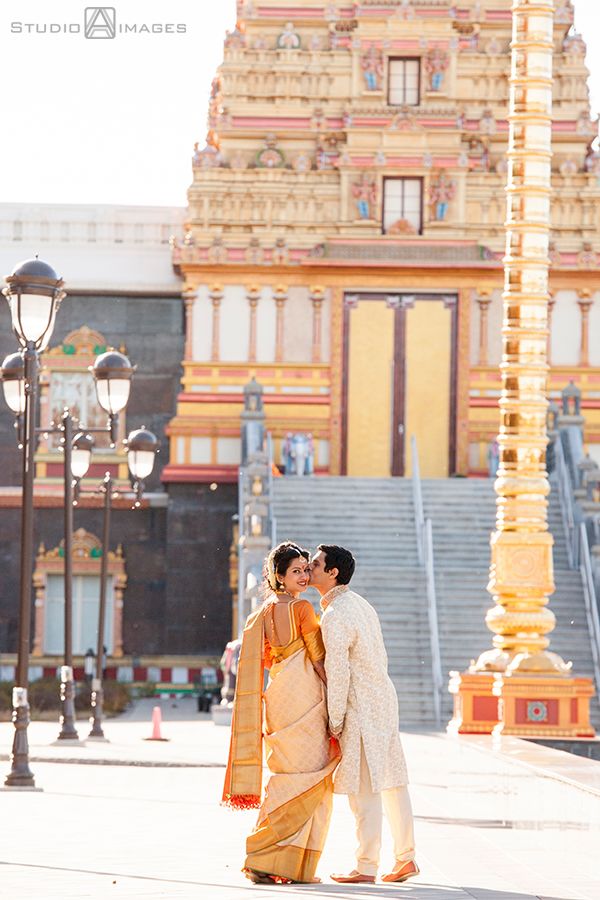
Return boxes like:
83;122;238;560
309;544;418;885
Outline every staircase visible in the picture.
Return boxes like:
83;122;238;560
272;475;600;729
272;478;436;725
422;478;600;726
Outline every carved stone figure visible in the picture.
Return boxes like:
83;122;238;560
224;24;246;49
208;237;227;264
429;171;456;221
352;173;377;220
256;134;285;169
563;33;586;56
424;48;449;92
480;109;497;135
559;157;578;176
246;237;264;265
272;238;290;265
361;45;383;91
578;242;598;269
292;152;312;173
277;22;301;50
555;1;574;25
193;133;225;169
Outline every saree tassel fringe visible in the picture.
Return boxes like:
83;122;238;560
222;793;261;810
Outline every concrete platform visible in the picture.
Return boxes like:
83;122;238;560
0;698;599;898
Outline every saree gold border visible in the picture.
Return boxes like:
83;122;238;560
246;775;332;854
223;608;265;802
246;775;333;881
245;847;321;884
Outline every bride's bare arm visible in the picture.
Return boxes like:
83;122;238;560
313;658;327;685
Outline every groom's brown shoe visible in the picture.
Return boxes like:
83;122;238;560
330;870;376;884
381;859;420;883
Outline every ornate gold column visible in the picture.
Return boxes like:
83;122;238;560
183;286;196;361
475;289;492;366
449;0;595;738
577;289;593;367
310;285;325;363
273;284;287;363
209;283;223;361
246;285;261;362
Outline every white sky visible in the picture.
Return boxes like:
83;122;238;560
0;0;597;209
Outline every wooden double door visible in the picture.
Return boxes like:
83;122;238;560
342;292;458;477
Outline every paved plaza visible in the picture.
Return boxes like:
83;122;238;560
1;699;599;899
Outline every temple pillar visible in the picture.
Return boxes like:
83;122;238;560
577;289;594;367
273;284;288;363
547;291;556;364
475;289;492;366
310;285;325;363
183;286;196;361
209;283;223;361
246;285;261;362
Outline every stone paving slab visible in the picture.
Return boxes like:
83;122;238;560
1;714;599;899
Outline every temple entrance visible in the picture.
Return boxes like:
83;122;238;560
342;292;457;477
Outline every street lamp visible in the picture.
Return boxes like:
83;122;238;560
81;428;158;740
1;352;26;415
127;428;160;506
91;351;134;444
2;257;65;788
71;432;94;482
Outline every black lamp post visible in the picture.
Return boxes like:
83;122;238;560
84;428;158;740
2;258;65;788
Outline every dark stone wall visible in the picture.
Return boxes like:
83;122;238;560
0;290;237;658
0;291;184;489
165;483;237;655
0;503;166;655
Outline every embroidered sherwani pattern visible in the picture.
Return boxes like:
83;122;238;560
321;587;408;795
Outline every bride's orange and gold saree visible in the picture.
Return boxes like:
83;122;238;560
223;599;339;883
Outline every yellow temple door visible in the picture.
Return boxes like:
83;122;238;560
342;292;457;477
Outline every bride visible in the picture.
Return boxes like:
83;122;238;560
222;541;340;885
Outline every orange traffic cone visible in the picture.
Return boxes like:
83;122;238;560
144;705;169;742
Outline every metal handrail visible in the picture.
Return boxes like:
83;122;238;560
424;518;443;728
410;435;443;727
554;436;578;568
411;435;425;565
579;522;600;699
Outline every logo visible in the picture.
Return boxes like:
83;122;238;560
84;7;116;39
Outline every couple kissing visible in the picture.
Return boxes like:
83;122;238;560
223;541;418;886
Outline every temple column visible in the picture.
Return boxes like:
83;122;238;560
310;286;325;363
475;289;492;366
246;285;261;362
209;284;223;361
273;285;288;363
577;289;594;366
183;286;196;361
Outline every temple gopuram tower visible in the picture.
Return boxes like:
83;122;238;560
165;0;599;485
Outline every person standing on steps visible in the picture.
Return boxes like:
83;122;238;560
309;544;419;885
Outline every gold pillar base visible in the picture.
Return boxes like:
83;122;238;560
493;673;596;738
448;670;500;734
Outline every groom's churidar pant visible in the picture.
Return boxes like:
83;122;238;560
347;742;415;877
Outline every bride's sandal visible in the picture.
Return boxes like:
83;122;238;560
245;869;292;885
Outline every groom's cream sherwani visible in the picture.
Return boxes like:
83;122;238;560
320;584;415;876
320;585;407;795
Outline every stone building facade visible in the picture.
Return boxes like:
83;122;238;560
169;0;600;482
